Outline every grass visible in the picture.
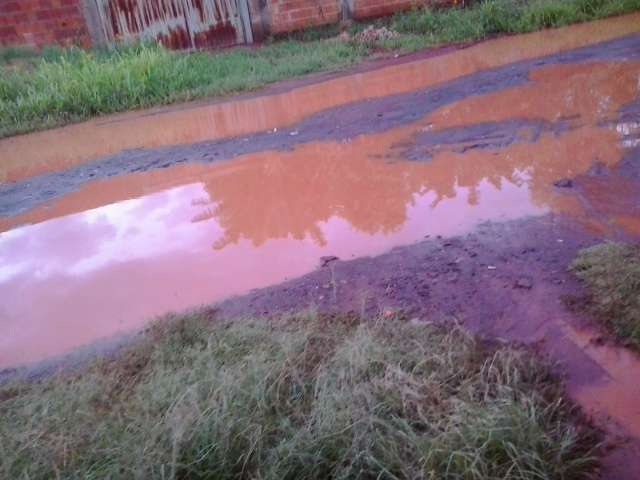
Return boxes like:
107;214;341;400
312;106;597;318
1;0;640;138
0;311;598;479
0;45;41;65
388;0;640;41
570;242;640;350
0;41;369;138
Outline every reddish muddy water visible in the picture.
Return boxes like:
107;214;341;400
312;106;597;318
1;53;639;367
0;13;639;374
563;322;640;439
0;138;547;366
0;12;639;183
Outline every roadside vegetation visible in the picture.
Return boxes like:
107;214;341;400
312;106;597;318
0;41;369;138
0;311;598;479
1;0;639;138
570;242;640;350
0;45;41;65
389;0;640;44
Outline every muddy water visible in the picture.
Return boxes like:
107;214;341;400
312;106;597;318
1;19;640;368
1;12;639;183
0;141;546;367
561;323;640;438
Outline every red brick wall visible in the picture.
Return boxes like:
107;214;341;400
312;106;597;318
352;0;422;19
0;0;91;48
268;0;341;33
267;0;437;33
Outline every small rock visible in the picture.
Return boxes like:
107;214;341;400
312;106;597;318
289;130;299;136
553;178;573;188
320;255;339;267
487;265;497;270
515;277;533;289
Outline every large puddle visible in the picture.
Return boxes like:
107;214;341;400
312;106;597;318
1;15;640;368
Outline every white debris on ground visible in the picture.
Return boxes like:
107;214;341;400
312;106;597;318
356;25;399;44
336;25;400;45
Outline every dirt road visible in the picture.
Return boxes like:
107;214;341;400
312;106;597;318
1;13;640;478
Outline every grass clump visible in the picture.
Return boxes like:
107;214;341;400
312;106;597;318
0;311;598;479
570;242;640;350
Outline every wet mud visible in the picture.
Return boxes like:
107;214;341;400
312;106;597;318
2;14;640;479
215;214;640;478
2;33;640;217
2;12;639;185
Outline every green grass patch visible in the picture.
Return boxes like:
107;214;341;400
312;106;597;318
391;0;640;37
0;311;598;479
570;242;640;350
0;46;41;65
1;0;639;138
0;40;368;138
